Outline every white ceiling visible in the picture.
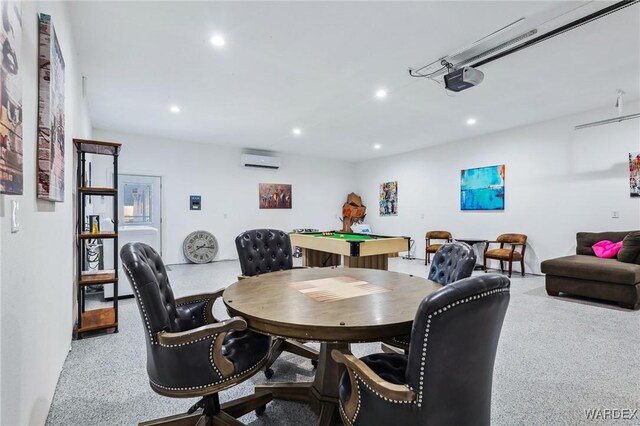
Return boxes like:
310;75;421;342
68;1;640;161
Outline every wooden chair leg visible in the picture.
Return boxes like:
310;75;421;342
483;256;488;272
521;259;525;276
500;261;504;272
508;261;513;278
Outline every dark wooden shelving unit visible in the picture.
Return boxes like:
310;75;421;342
74;139;122;338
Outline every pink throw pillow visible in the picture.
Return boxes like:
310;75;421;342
592;240;623;258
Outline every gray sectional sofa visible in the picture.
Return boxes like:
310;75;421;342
541;231;640;310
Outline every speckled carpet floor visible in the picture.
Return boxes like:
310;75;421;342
46;258;640;425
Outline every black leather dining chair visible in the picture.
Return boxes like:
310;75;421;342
333;273;510;426
383;241;476;351
121;242;272;425
235;229;319;378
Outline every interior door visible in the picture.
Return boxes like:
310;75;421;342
118;174;162;239
109;174;162;298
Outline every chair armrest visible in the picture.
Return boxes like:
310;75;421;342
484;241;500;252
157;316;246;379
174;288;224;307
157;316;247;346
175;289;225;324
331;349;415;402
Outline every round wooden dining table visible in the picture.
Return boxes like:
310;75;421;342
223;267;442;425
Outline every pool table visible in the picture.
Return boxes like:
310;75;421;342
290;231;410;270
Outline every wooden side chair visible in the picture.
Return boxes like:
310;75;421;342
483;233;528;278
120;243;272;425
333;274;511;426
425;231;453;264
235;229;319;379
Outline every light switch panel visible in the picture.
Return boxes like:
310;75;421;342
611;210;620;219
11;200;19;233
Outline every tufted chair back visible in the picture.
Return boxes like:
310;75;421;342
497;233;527;245
235;229;293;276
120;242;207;335
406;274;510;424
428;242;476;285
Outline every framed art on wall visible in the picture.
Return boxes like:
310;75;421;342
630;152;640;197
259;183;292;209
379;181;397;216
37;13;66;202
0;1;23;195
461;165;505;210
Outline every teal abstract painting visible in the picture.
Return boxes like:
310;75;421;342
460;165;505;210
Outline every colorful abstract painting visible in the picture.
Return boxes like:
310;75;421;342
379;181;397;216
461;165;505;210
37;13;66;202
259;183;292;209
630;153;640;198
0;1;23;195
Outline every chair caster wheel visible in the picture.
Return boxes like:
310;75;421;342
264;368;274;379
255;405;267;416
311;360;318;369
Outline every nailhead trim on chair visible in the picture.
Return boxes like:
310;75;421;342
203;299;210;324
340;370;412;426
174;298;212;325
149;358;264;391
158;334;217;348
209;339;223;378
415;287;509;407
339;401;355;426
355;372;413;405
123;263;155;342
339;374;361;426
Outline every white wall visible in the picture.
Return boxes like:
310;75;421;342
0;2;92;425
93;129;355;264
355;103;640;274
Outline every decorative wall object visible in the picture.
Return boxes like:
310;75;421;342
379;181;398;216
630;152;640;197
461;165;505;210
259;183;292;209
0;1;23;195
37;13;65;202
341;192;366;232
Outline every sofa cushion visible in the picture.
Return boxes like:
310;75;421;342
618;231;640;265
540;255;640;285
576;231;632;256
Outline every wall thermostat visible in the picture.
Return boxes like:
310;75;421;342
190;195;201;210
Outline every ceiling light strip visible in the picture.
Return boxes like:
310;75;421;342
574;113;640;130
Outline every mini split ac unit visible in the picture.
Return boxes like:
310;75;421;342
240;154;281;169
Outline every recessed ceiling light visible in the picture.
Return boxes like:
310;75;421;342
292;128;302;136
374;144;381;150
375;89;387;99
210;35;226;47
466;118;477;126
170;105;180;113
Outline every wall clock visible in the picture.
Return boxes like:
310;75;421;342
183;230;218;264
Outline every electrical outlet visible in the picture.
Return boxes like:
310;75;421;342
611;210;620;219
